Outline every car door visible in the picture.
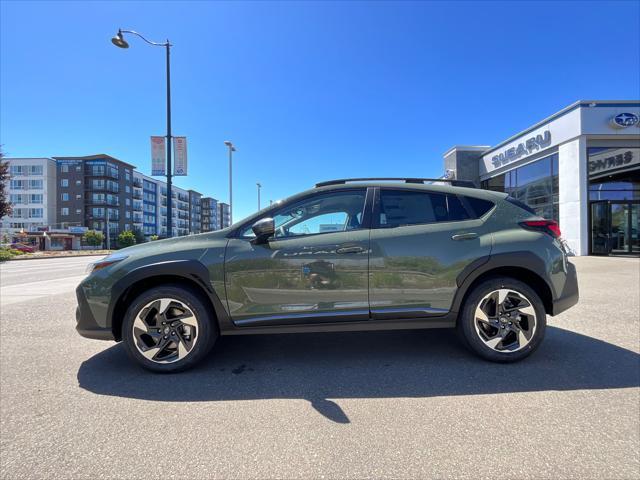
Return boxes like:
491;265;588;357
368;187;493;319
224;188;372;327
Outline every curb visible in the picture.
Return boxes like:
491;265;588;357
7;252;111;261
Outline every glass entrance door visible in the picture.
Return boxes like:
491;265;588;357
590;201;640;255
590;202;609;255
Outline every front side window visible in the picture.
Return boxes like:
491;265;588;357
242;190;366;238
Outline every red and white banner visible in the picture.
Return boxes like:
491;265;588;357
173;136;188;176
150;136;166;176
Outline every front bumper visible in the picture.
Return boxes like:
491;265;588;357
551;261;579;316
75;285;115;341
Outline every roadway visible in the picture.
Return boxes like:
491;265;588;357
0;255;638;479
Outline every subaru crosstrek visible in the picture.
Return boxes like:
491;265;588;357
76;178;579;372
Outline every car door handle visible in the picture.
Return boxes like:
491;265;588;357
336;246;365;254
451;232;478;241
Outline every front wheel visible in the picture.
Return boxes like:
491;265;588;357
457;277;546;362
122;284;218;372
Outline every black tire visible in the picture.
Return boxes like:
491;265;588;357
457;276;546;362
122;284;218;373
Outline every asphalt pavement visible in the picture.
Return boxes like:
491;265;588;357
0;255;638;479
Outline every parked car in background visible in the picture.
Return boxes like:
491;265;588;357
76;178;579;372
9;243;35;253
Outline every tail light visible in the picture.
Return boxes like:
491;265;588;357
520;219;561;238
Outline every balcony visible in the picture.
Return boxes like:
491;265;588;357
133;191;143;200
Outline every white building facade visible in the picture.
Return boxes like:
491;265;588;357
1;158;57;237
444;100;640;256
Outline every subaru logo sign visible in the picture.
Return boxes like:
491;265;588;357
611;112;639;128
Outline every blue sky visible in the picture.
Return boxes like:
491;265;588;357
1;1;639;221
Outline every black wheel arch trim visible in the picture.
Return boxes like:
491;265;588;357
452;251;556;315
108;259;230;340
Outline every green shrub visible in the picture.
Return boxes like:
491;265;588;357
83;230;104;247
0;249;15;262
150;235;159;241
117;230;136;248
9;249;25;255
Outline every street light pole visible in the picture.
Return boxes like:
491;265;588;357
111;29;174;238
224;141;236;224
256;182;262;210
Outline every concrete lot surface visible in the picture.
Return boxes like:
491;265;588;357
0;255;638;479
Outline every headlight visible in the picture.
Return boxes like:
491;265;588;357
86;253;129;275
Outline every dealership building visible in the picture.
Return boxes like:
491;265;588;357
443;100;640;256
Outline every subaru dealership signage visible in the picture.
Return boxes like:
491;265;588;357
491;130;551;168
588;148;640;178
610;112;639;129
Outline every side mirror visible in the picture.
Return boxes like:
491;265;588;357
251;217;275;243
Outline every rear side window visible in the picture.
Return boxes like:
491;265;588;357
505;196;536;216
462;196;495;218
378;190;474;227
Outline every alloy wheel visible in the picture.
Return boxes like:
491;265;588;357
132;298;199;364
473;288;537;352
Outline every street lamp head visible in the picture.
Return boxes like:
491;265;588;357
111;30;129;49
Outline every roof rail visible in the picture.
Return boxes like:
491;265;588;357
314;177;476;188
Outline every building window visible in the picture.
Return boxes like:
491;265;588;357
61;179;69;187
61;208;69;216
588;147;640;201
61;193;69;201
29;180;43;189
30;194;43;204
76;194;82;200
76;209;82;214
76;180;82;186
61;164;69;173
481;153;559;222
29;165;43;175
29;208;43;218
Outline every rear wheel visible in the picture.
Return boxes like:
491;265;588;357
122;284;218;372
457;277;546;362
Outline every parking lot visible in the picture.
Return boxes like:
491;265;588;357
0;255;638;479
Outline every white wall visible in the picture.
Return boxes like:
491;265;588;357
558;137;589;255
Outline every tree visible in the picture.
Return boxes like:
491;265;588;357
132;227;146;245
117;230;136;248
0;149;12;219
83;230;104;248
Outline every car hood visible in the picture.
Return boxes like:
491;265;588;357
116;229;230;259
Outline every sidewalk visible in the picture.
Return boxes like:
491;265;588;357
9;250;112;260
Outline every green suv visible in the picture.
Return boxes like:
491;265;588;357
76;178;579;372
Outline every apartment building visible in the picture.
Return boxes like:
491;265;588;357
54;154;136;238
201;197;219;232
218;202;231;229
2;153;223;247
188;190;202;234
1;158;57;236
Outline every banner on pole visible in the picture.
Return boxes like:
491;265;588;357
150;136;166;176
173;136;188;176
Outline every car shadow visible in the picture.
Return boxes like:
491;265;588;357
77;326;640;423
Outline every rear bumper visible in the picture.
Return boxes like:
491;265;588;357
76;285;115;341
551;261;579;316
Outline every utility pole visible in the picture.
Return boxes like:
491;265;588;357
112;29;174;237
256;182;262;210
106;208;110;250
224;141;236;223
